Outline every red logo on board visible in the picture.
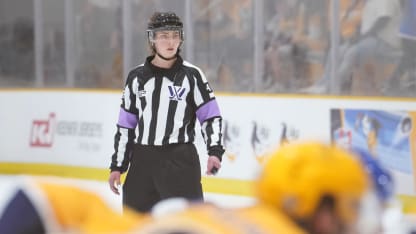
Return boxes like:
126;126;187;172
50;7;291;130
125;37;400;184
30;113;56;147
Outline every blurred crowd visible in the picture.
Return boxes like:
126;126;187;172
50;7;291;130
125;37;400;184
0;0;415;97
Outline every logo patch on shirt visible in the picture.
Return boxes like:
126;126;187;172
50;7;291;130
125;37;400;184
168;85;186;101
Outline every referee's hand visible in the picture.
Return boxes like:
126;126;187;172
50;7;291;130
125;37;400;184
109;171;121;195
206;156;221;175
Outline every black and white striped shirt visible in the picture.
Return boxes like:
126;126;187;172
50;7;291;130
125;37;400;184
111;56;224;172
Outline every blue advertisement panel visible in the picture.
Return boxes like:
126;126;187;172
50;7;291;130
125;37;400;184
331;109;416;194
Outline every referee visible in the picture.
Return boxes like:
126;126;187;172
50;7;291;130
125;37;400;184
108;11;225;213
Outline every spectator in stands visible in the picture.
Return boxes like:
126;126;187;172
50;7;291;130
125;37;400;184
263;0;290;92
265;0;329;92
336;0;402;94
207;0;253;92
305;0;365;93
306;0;401;95
75;2;114;88
10;18;34;83
382;0;416;95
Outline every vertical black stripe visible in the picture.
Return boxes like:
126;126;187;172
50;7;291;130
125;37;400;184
123;69;141;114
126;129;136;164
218;118;223;145
138;118;145;144
162;100;178;144
205;119;214;147
178;73;196;143
178;103;194;143
129;80;137;113
137;77;147;144
187;115;196;143
111;128;121;167
193;69;211;101
177;124;186;143
148;77;162;145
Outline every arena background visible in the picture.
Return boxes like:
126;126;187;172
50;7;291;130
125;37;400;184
1;0;416;228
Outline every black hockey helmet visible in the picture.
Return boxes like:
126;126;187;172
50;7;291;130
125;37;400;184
147;12;184;42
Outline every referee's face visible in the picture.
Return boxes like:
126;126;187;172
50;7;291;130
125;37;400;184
153;30;182;58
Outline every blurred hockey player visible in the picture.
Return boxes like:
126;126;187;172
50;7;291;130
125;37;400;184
135;142;375;234
0;142;406;233
0;177;150;233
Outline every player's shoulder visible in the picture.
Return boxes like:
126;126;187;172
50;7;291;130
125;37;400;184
182;60;203;73
124;63;146;84
181;60;207;80
128;63;145;77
